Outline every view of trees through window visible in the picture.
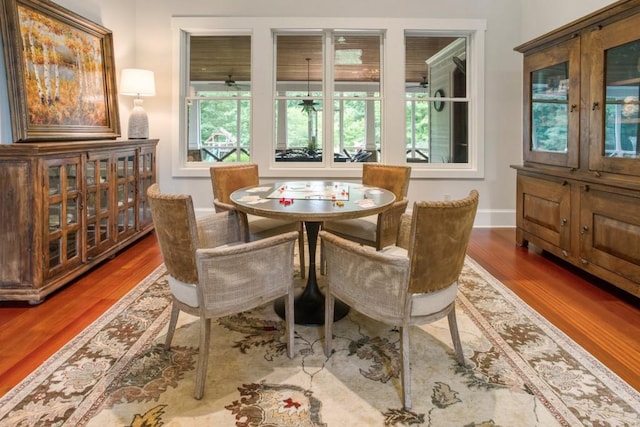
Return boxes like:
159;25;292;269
181;29;474;167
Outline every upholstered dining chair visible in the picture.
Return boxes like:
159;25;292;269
321;189;479;410
210;164;306;278
320;163;411;273
147;183;298;400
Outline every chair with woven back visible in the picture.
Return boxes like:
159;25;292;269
210;164;306;278
320;163;411;273
147;183;298;400
320;189;479;409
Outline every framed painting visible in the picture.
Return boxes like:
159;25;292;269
0;0;120;141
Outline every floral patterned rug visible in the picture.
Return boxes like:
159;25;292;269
0;257;638;426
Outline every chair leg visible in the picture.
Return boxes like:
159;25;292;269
164;302;180;349
447;306;465;366
400;326;412;410
298;224;306;279
324;293;335;357
194;317;211;400
285;288;295;358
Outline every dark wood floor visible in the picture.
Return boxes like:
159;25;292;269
0;228;638;398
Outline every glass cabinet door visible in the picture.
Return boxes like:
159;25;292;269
137;147;156;230
588;13;640;176
85;153;115;258
116;151;137;240
45;157;82;277
523;37;580;168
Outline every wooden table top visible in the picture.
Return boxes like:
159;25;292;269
230;180;396;222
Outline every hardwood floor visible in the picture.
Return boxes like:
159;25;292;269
0;228;638;398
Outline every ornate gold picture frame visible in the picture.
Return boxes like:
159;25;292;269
0;0;120;141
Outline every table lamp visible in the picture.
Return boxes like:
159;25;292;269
120;68;155;139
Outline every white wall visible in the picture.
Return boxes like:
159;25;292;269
520;0;617;42
0;0;619;227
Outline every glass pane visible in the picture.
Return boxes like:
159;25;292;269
186;99;251;163
100;217;109;241
86;192;96;217
128;182;135;204
66;164;77;191
66;198;77;225
127;207;135;228
86;161;96;185
117;158;125;178
275;99;323;162
333;99;380;162
405;35;468;163
127;155;135;175
48;166;60;196
49;239;61;268
87;222;96;248
531;62;569;153
67;231;78;259
429;100;469;163
118;184;125;206
100;188;109;211
100;159;108;183
187;35;251;163
49;203;61;231
406;99;430;163
275;34;323;161
604;40;640;158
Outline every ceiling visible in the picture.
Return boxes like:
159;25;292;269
189;35;457;84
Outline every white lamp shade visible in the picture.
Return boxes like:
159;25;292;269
120;68;156;96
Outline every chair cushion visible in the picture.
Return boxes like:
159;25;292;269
322;215;377;243
248;216;300;239
411;282;457;316
168;276;199;308
379;245;408;257
380;245;458;315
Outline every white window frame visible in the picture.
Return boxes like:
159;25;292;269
171;17;486;179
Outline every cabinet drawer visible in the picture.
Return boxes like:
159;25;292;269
517;174;571;250
580;188;640;284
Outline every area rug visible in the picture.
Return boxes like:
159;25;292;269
0;258;638;426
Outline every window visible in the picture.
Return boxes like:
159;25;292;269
274;32;382;164
186;35;252;163
172;17;485;178
405;35;469;164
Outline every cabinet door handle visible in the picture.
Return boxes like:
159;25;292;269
592;102;599;111
581;225;589;235
561;218;568;226
570;104;577;112
580;258;589;265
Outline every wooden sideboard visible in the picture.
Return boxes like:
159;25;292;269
512;1;640;298
0;139;158;303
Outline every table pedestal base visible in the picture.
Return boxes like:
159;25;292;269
274;221;349;325
274;293;349;326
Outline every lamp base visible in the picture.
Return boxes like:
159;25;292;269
128;99;149;139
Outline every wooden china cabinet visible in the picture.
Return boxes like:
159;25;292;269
512;0;640;298
0;139;158;303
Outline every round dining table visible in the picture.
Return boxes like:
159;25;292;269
230;180;396;325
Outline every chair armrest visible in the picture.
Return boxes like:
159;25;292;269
195;231;299;316
320;230;410;323
396;213;412;250
213;198;235;213
377;198;409;249
212;199;251;242
196;211;243;248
